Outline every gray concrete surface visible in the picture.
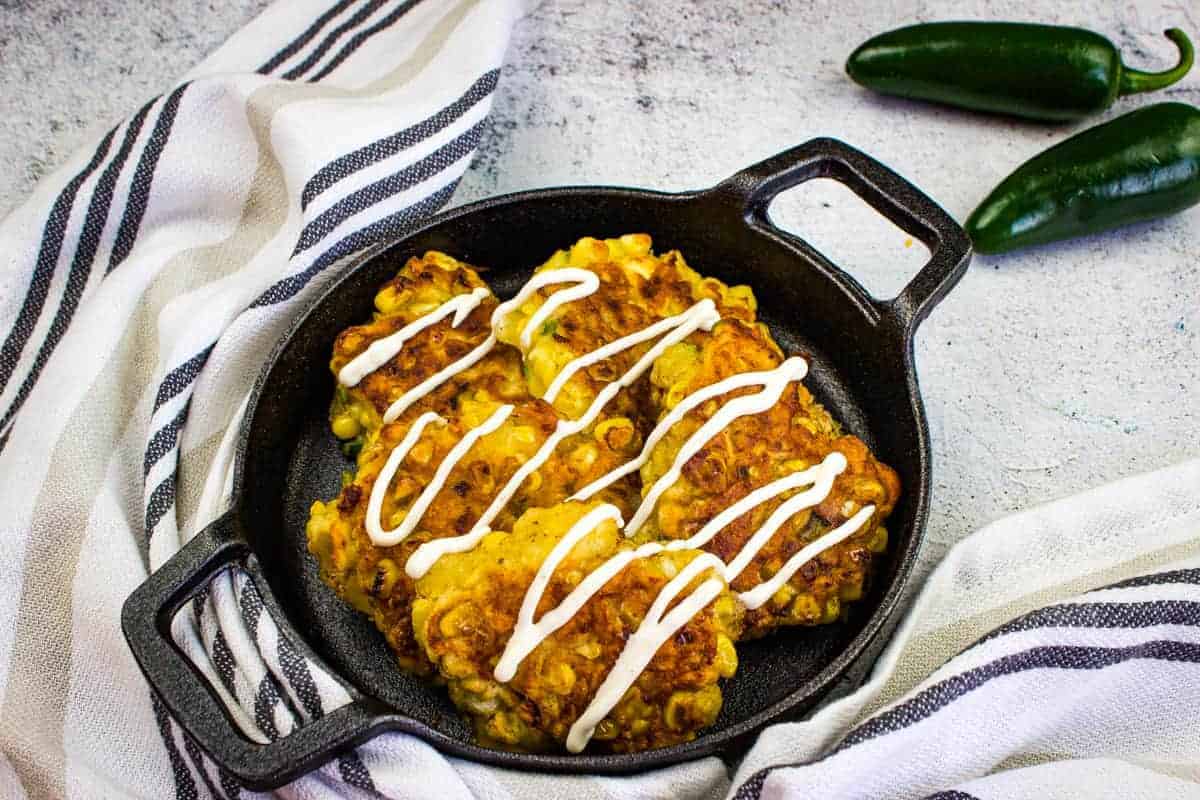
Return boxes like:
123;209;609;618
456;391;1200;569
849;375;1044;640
2;0;1198;577
0;0;272;217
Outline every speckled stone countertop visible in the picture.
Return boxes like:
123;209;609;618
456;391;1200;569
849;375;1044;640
3;0;1198;577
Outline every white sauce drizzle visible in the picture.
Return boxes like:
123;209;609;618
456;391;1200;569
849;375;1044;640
381;335;497;424
404;298;720;579
621;356;809;538
365;411;446;546
344;265;883;752
369;404;513;547
572;359;809;502
494;503;634;682
566;553;725;752
739;505;874;610
339;287;490;387
677;453;844;578
518;270;600;350
493;452;875;749
543;302;721;403
489;268;600;348
377;270;603;425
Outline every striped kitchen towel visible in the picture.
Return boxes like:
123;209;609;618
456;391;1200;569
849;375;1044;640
728;457;1200;800
0;0;528;796
1;1;1199;799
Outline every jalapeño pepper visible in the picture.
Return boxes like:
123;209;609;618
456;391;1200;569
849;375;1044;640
965;102;1200;254
846;23;1193;122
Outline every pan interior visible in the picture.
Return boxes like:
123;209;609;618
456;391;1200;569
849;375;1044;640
247;189;922;765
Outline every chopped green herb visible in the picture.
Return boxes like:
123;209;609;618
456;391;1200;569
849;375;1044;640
341;434;365;460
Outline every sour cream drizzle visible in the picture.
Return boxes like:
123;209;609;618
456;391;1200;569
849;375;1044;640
495;456;875;751
542;303;721;404
572;361;810;502
365;411;445;546
339;287;490;388
566;551;725;752
517;269;599;351
491;267;600;346
350;266;880;752
374;271;603;424
366;406;514;547
403;297;719;579
494;504;636;682
382;337;496;424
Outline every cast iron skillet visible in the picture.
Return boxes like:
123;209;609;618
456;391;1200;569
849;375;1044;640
123;138;971;790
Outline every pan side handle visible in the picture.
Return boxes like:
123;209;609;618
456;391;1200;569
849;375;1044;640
122;512;380;790
712;138;972;333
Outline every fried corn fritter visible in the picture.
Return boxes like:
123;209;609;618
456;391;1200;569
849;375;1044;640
309;394;558;673
640;314;900;639
306;235;900;753
310;253;544;673
308;252;644;673
412;502;741;752
494;234;757;422
326;252;513;449
494;235;899;639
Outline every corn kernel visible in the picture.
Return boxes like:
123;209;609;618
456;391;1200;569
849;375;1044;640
331;415;361;440
791;593;821;623
593;719;619;740
867;526;888;554
822;596;841;624
489;711;523;744
694;684;722;723
408;441;435;465
574;640;602;660
595;417;635;448
663;691;692;730
714;595;740;631
441;654;474;679
305;520;332;560
570;444;598;473
715;634;738;678
619;233;652;255
770;582;797;608
793;415;819;435
544;661;577;694
727;284;757;311
374;287;400;313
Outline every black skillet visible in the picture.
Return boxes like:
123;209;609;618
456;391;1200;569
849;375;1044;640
123;138;971;790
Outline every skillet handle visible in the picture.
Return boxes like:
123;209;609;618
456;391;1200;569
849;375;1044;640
715;137;972;332
122;512;379;790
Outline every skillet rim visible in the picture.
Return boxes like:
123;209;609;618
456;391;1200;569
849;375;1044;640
232;186;929;772
124;138;970;785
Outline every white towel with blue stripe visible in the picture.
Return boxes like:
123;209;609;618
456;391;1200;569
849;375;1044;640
0;1;1198;798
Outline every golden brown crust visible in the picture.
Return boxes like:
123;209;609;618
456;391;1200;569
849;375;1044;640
326;254;521;442
309;396;558;673
640;318;900;638
310;251;646;674
412;503;741;752
494;234;756;422
306;236;901;751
